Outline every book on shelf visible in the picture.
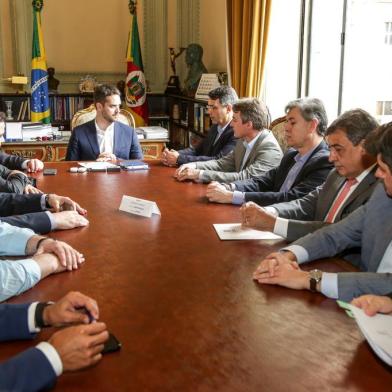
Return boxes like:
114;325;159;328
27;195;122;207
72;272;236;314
136;126;168;140
119;160;149;171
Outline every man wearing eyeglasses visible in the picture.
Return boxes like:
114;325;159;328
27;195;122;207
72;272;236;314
161;86;238;167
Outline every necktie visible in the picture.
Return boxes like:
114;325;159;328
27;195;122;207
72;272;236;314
325;178;358;223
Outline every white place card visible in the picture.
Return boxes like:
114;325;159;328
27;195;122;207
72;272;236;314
213;223;283;241
119;195;161;218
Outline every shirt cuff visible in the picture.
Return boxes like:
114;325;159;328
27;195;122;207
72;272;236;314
198;170;206;182
41;194;48;210
274;217;288;238
46;211;56;230
22;160;29;170
232;191;245;205
28;302;41;333
320;272;339;299
36;342;63;377
264;206;279;216
281;245;309;264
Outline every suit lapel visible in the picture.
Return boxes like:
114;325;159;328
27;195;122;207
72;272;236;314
86;121;100;158
319;173;345;218
291;141;326;187
240;130;268;170
335;168;378;220
113;122;120;156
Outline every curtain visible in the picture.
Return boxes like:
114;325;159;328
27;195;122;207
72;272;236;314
226;0;272;97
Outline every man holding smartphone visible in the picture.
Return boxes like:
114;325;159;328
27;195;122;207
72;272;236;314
0;291;109;391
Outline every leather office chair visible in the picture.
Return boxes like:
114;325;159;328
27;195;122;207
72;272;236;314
269;115;288;152
71;104;136;130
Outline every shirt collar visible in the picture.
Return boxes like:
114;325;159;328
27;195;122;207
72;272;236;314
354;163;377;183
293;141;321;163
243;130;263;150
95;120;114;135
217;121;231;133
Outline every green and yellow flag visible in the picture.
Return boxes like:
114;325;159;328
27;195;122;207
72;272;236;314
30;0;50;123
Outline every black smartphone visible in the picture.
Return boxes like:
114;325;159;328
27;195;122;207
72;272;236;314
102;333;122;354
43;168;57;175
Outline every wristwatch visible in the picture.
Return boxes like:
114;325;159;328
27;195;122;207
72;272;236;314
309;269;323;292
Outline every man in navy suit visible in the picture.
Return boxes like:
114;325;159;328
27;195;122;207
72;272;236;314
206;98;332;205
161;86;237;166
0;291;108;392
66;84;143;162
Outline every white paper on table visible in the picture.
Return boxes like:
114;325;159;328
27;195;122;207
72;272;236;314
78;161;119;170
5;122;23;139
349;304;392;366
213;223;283;240
119;195;161;218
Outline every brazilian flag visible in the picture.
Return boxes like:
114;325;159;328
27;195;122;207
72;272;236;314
30;0;50;123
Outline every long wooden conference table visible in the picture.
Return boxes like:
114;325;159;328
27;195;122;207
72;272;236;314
1;161;391;391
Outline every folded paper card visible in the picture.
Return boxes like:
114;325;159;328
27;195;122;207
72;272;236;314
119;195;161;218
213;223;283;240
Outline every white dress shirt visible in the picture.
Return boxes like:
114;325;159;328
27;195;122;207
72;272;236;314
95;121;114;154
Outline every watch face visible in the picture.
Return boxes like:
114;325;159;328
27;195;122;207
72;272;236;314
310;269;323;281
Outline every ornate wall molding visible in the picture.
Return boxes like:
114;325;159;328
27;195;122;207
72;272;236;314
143;0;168;93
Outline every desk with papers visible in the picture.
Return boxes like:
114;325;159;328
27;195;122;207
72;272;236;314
1;161;391;391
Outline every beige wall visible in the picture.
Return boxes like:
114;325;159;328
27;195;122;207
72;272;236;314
0;0;14;77
199;0;227;73
0;0;227;93
42;0;132;73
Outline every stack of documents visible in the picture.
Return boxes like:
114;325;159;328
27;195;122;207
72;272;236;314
6;122;54;141
339;302;392;366
136;126;168;139
22;123;53;141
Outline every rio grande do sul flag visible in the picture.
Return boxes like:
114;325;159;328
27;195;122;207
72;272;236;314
30;0;50;124
125;9;149;126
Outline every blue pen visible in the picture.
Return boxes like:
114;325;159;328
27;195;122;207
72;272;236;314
76;306;96;323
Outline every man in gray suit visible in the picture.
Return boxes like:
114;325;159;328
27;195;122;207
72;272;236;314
252;122;392;302
241;109;379;241
174;98;282;183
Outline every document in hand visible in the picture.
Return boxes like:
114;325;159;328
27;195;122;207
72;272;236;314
345;303;392;366
213;223;283;240
119;160;149;171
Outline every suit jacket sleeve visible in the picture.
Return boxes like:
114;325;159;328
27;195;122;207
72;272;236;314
1;212;52;234
65;129;81;161
194;136;282;183
177;129;236;165
0;164;31;194
0;151;26;170
0;304;57;391
128;128;143;159
0;347;57;392
286;220;329;242
337;272;392;302
271;185;322;220
0;194;43;216
293;203;365;262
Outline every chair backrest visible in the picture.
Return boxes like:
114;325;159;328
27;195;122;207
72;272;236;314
71;104;136;130
269;115;288;152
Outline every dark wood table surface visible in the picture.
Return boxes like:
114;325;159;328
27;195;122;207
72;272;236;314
1;162;391;391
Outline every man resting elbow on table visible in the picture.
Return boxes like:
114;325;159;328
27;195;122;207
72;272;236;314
251;122;392;302
0;221;85;302
0;192;89;234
